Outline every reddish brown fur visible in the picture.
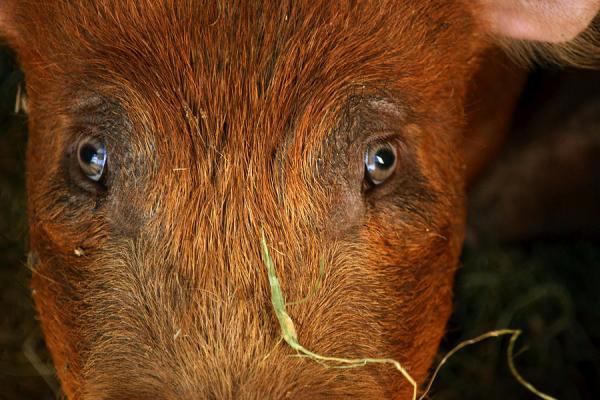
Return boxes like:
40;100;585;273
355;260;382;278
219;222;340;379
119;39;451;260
0;1;570;398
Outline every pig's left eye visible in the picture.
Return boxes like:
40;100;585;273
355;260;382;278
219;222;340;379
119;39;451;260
364;141;397;185
76;137;107;182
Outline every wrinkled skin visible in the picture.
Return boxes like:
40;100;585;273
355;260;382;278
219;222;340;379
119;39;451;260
2;0;591;398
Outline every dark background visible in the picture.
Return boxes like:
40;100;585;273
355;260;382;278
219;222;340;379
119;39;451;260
0;47;598;399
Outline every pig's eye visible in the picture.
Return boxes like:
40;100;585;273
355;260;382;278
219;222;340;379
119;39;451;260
364;141;397;185
76;137;107;182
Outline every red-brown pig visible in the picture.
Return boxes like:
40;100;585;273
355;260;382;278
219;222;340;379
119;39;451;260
0;1;598;399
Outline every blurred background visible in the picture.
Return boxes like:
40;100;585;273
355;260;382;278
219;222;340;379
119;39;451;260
0;47;598;399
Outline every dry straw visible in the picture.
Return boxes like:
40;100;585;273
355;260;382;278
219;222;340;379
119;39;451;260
260;233;557;400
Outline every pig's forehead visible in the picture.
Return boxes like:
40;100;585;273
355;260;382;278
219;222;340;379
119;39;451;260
18;1;478;97
18;1;479;155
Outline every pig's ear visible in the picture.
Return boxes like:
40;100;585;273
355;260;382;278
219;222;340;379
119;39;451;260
479;0;600;67
480;0;599;42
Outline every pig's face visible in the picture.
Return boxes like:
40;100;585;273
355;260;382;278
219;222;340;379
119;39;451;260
0;1;537;398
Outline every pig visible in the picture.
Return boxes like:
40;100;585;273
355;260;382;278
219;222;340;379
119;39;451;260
0;1;598;399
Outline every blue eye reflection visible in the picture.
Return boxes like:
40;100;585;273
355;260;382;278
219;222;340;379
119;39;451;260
77;138;107;182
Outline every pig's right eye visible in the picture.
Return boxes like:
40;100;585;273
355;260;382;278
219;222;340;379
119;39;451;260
73;137;108;186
